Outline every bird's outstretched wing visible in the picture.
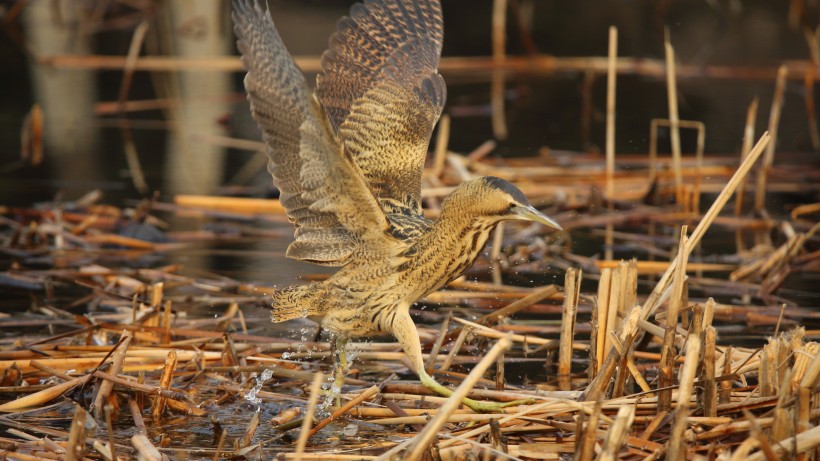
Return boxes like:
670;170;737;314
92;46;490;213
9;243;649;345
317;0;446;215
234;0;398;266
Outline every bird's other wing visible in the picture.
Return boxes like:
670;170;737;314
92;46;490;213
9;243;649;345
295;95;400;264
316;0;446;215
234;0;396;266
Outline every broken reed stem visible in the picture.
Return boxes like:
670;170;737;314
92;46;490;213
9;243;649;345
491;0;508;140
735;97;759;253
668;338;701;461
131;434;161;461
490;222;505;285
238;411;260;448
119;19;149;196
104;405;118;461
665;35;684;203
659;226;689;411
598;404;635;461
643;132;770;318
307;385;379;438
558;268;582;386
93;330;132;420
604;265;623;363
478;284;558;325
294;372;324;459
755;65;788;213
271;407;302;427
575;400;602;461
589;292;599;380
693;121;705;214
65;404;88;461
605;26;618;261
439;326;472;374
0;375;89;412
425;313;452;374
29;360;73;381
162;299;172;343
596;268;612;369
129;398;147;435
746;424;820;461
703;327;718;418
397;336;513;461
150;349;177;422
213;430;227;461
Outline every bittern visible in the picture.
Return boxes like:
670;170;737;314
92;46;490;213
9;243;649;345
233;0;561;413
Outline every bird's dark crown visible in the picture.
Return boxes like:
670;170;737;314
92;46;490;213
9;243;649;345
483;176;530;206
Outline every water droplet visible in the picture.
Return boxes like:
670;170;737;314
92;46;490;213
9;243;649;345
343;423;358;437
244;368;274;406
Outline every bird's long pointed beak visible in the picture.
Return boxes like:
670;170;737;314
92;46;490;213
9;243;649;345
511;205;563;231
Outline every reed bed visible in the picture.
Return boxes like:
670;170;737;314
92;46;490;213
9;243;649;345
0;126;819;460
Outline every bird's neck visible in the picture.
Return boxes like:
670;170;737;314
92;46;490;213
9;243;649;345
407;210;501;295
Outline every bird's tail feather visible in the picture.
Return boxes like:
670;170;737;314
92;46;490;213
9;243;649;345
269;283;327;322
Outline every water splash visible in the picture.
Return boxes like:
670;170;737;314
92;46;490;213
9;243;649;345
244;368;273;406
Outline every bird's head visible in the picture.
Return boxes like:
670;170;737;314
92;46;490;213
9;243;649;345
443;176;562;231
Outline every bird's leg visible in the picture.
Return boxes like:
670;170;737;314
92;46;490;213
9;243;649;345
391;310;531;413
330;335;349;407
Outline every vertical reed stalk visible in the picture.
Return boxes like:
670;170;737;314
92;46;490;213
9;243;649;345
664;36;683;204
755;65;788;214
559;268;582;389
605;26;618;261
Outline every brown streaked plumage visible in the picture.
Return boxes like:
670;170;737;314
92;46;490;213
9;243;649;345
233;0;561;412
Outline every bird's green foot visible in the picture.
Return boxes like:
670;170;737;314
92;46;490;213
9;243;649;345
464;398;535;413
418;371;533;413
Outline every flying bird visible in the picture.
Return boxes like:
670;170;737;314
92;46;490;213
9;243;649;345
233;0;561;412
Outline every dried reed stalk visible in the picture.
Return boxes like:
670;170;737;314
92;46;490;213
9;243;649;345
659;227;689;411
664;37;684;203
307;385;379;437
668;339;701;461
735;97;759;252
65;405;87;461
605;26;618;261
598;404;635;461
478;284;559;324
491;0;508;140
430;114;451;179
92;330;132;419
703;326;718;418
150;349;177;422
0;375;89;412
131;433;161;461
558;268;582;388
755;65;788;213
294;373;324;460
